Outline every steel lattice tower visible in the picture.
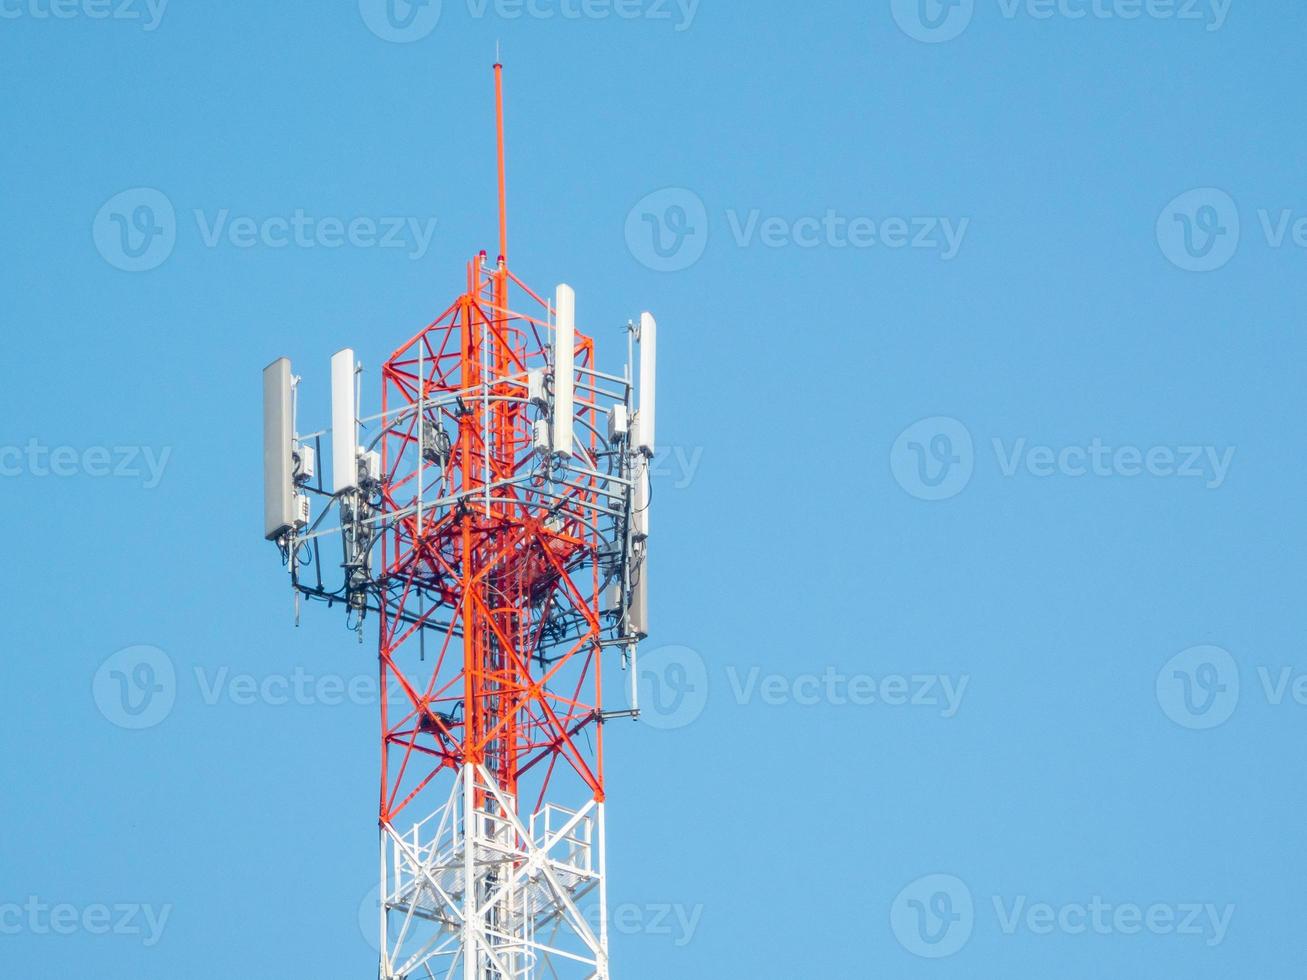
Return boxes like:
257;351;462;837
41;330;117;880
262;64;656;980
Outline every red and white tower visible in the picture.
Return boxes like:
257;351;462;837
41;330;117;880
262;65;656;979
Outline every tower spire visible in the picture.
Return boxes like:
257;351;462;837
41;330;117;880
494;58;508;265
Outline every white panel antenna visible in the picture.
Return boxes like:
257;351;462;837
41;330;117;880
633;461;650;542
262;358;296;541
629;554;648;638
331;348;359;494
637;312;657;456
552;284;576;459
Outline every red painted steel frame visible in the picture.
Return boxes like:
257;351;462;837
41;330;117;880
374;66;607;829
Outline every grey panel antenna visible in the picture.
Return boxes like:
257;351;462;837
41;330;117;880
263;358;296;541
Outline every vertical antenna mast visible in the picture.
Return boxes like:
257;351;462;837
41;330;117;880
495;56;508;266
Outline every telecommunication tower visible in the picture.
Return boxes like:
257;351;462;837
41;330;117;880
261;64;657;979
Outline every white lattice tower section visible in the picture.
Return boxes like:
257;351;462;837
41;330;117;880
379;765;609;979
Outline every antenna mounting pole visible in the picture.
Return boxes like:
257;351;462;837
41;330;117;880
494;59;508;266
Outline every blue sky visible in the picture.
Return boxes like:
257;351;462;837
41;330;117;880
3;0;1307;977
